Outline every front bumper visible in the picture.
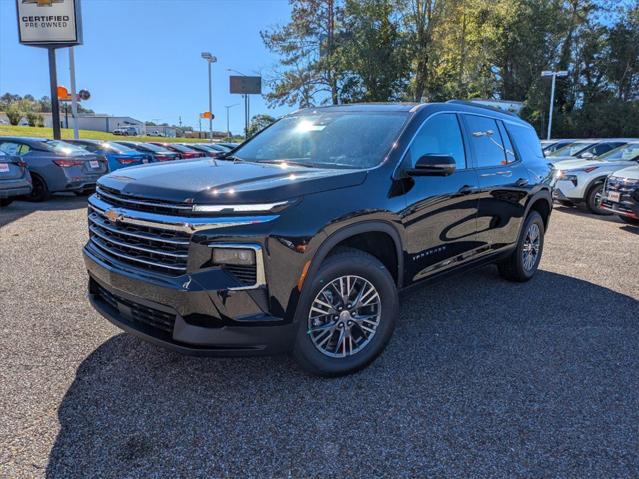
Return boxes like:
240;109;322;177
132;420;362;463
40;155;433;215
84;246;296;356
553;178;586;202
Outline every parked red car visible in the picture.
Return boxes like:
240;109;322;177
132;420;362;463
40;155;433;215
149;143;205;159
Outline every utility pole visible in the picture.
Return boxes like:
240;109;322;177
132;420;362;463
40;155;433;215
541;70;568;140
225;104;238;140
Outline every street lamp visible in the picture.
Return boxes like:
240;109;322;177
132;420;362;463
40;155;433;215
541;70;568;140
224;104;239;140
201;52;217;141
227;68;250;138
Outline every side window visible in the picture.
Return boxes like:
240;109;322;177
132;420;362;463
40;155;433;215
0;142;21;155
504;122;544;161
407;113;466;169
17;144;31;155
464;115;506;167
497;121;517;163
590;144;613;156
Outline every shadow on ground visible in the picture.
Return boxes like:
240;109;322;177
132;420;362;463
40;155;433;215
46;268;639;478
0;194;88;227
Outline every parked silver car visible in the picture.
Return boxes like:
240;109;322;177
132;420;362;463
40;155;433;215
0;137;108;202
547;139;630;162
0;150;32;207
552;141;639;214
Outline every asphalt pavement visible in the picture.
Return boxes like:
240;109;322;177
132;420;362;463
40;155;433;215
1;196;638;478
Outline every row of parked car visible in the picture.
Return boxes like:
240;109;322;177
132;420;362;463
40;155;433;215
542;138;639;225
0;138;238;205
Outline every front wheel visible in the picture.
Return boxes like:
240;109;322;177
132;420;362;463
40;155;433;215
293;249;398;377
498;211;545;282
26;175;50;202
586;183;612;215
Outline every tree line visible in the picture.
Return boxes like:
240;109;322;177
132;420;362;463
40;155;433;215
0;93;95;127
261;0;639;138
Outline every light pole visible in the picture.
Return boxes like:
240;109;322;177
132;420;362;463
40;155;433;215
541;70;568;140
227;68;250;138
224;104;239;140
201;52;217;141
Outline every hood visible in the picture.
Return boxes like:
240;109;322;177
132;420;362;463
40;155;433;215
552;158;634;171
611;165;639;180
98;158;367;204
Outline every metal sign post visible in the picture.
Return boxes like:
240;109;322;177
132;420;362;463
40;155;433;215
541;70;568;140
69;46;79;139
16;0;83;139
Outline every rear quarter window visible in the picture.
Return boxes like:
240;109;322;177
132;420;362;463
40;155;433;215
505;123;544;162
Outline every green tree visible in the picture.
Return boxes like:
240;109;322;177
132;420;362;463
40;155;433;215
339;0;410;102
5;106;22;125
247;114;277;137
261;0;345;107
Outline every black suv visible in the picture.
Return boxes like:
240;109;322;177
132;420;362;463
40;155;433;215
84;102;553;376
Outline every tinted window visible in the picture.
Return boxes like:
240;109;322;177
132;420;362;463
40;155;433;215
464;115;507;167
406;113;466;169
505;122;544;161
497;121;517;163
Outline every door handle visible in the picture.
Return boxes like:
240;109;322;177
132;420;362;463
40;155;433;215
516;178;529;187
458;185;474;195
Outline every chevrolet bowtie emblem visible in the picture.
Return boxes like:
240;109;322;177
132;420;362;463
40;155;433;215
22;0;64;6
105;208;122;224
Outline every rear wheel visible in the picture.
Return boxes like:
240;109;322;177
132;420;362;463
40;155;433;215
586;182;611;215
0;198;13;207
26;175;50;202
293;249;398;377
619;215;639;226
498;211;545;282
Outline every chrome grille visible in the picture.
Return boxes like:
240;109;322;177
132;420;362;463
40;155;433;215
96;185;194;215
88;199;191;276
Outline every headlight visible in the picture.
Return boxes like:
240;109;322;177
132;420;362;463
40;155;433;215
212;247;256;266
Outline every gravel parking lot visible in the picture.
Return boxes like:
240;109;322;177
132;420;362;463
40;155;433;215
1;197;638;478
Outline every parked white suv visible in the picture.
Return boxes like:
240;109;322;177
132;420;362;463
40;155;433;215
552;141;639;214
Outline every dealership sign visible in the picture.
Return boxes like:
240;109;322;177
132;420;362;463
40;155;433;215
16;0;82;46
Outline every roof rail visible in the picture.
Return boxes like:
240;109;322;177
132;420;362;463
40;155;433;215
446;99;519;117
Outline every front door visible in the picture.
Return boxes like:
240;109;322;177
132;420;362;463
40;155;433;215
399;112;481;284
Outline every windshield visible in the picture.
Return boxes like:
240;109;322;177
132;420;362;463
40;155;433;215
42;140;90;156
233;111;409;168
598;143;639;162
550;141;596;157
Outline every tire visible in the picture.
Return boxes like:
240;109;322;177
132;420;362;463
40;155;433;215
26;175;50;202
619;215;639;226
498;210;545;282
0;198;13;207
292;249;398;377
586;182;612;215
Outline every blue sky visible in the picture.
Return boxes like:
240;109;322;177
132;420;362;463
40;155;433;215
0;0;293;133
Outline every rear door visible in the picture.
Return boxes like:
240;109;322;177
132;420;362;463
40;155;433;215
399;112;481;283
461;114;531;249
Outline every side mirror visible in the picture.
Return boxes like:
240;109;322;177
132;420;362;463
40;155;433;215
407;154;456;176
580;152;594;159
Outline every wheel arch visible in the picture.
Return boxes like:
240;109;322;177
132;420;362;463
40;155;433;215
525;188;552;230
306;221;405;291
